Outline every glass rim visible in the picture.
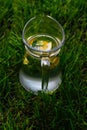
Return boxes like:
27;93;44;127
22;15;65;53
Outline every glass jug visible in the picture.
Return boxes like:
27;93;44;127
19;15;65;94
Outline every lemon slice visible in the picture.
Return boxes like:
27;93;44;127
33;40;52;51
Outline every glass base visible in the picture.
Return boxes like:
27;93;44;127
19;70;62;94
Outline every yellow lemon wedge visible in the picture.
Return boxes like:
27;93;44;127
23;57;29;65
23;53;29;65
50;57;60;69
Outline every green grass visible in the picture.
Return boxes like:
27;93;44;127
0;0;87;129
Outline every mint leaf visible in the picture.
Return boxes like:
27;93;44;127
32;40;37;47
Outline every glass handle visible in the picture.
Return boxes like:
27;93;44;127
41;57;50;91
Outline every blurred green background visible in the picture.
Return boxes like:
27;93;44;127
0;0;87;129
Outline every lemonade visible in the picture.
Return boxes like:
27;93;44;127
19;15;65;93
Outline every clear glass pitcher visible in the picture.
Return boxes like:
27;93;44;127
19;15;65;93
